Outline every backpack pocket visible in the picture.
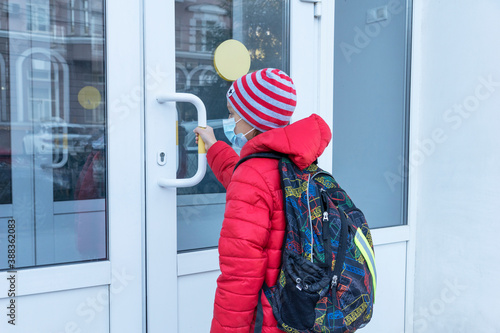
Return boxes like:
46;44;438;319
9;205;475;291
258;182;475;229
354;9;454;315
280;251;330;330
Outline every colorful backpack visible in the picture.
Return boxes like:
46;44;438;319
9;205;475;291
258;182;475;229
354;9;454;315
235;153;377;333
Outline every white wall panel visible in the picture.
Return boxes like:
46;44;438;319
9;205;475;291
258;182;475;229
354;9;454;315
0;286;109;333
411;1;500;332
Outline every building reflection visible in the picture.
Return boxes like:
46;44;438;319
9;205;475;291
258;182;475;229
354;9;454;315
0;0;106;267
0;0;105;204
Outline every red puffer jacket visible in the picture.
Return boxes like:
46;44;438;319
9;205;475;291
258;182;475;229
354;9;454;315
208;114;331;333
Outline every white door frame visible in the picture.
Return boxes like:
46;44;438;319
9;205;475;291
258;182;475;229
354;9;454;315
143;0;177;331
108;0;146;330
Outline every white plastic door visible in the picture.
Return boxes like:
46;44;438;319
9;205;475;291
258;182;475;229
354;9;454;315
144;1;331;332
0;0;145;331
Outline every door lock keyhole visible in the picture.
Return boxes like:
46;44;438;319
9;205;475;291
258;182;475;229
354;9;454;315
157;151;167;166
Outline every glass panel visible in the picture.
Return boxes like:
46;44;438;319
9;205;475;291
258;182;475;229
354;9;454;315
333;0;411;228
176;0;289;252
0;0;106;270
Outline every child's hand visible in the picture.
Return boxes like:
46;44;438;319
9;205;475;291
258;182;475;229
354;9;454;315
193;126;217;151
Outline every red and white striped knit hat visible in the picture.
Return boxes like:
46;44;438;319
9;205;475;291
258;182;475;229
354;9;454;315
226;68;297;132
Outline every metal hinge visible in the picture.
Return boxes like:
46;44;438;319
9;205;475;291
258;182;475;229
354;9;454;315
300;0;322;18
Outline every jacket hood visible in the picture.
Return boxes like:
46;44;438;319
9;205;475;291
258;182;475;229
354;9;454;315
240;114;332;170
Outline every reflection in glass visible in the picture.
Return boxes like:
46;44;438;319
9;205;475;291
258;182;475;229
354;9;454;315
175;0;289;251
0;0;106;270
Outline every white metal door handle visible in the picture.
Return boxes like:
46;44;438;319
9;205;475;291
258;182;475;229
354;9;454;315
156;93;207;188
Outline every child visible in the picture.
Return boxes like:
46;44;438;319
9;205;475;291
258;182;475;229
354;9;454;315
194;68;331;333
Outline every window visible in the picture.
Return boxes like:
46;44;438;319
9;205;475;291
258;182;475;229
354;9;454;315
333;0;412;228
27;4;50;32
70;0;91;35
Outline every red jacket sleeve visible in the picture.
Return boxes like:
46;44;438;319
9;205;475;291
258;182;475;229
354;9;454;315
207;141;240;189
210;163;273;333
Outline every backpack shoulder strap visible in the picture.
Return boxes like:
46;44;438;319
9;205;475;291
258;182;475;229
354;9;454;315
234;152;285;172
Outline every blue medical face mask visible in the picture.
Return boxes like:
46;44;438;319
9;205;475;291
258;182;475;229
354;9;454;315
223;117;255;148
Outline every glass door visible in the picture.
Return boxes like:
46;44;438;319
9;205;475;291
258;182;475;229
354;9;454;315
145;0;323;332
1;0;144;331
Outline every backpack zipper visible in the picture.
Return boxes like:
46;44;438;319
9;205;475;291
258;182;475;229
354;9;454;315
331;206;348;289
306;174;314;263
320;187;348;289
320;189;333;272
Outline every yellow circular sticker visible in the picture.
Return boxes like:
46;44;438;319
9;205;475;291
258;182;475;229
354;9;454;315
78;86;102;110
214;39;251;81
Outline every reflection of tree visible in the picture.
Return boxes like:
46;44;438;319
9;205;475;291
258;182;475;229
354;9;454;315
215;0;286;70
177;0;288;122
242;0;286;71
